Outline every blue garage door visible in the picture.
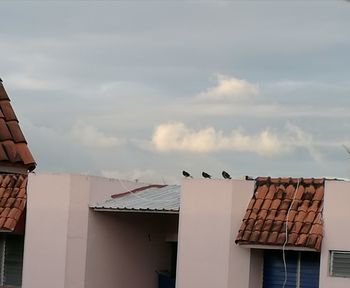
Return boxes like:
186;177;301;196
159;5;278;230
263;250;320;288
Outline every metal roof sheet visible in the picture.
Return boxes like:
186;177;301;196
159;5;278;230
92;185;180;213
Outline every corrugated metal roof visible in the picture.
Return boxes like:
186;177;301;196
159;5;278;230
92;185;180;213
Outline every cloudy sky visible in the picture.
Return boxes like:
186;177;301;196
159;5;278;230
2;1;350;183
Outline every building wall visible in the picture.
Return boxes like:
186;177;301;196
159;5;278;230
319;180;350;288
84;212;177;288
22;173;177;288
176;179;255;288
22;173;71;288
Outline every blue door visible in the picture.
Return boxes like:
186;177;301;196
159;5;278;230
263;250;320;288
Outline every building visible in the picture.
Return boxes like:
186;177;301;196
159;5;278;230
3;79;350;288
0;81;179;288
23;174;179;288
0;80;36;287
176;177;350;288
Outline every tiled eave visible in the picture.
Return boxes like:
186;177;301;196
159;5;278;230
235;177;324;252
0;82;36;172
0;173;27;232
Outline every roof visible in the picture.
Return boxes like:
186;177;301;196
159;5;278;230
92;184;180;213
0;82;36;171
235;177;324;251
0;173;27;231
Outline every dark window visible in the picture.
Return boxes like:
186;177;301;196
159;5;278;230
263;250;320;288
0;234;24;287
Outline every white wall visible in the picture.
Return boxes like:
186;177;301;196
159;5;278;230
176;179;254;288
319;180;350;288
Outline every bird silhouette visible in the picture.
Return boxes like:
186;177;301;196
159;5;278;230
222;171;231;179
202;172;211;179
182;170;193;178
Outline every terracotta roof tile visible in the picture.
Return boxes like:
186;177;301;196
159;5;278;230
253;219;264;231
313;186;324;201
253;198;264;210
265;185;276;199
262;219;273;231
291;222;303;234
235;177;324;251
266;209;277;220
259;231;269;243
276;210;288;222
287;233;298;245
261;199;272;210
0;82;36;171
242;231;251;241
304;211;316;223
250;231;260;242
298;200;310;212
257;209;267;221
267;232;278;244
280;199;291;210
300;222;312;234
7;121;26;143
296;234;308;246
256;184;269;199
276;233;286;245
0;173;28;232
285;184;295;199
271;199;281;210
271;221;283;232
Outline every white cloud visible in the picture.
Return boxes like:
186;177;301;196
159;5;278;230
285;123;324;163
150;121;327;162
6;74;51;91
71;120;121;149
151;122;286;156
195;74;258;103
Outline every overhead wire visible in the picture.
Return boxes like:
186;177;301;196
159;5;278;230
282;178;301;288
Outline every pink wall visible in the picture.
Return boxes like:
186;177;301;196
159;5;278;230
22;173;71;288
176;179;254;288
84;212;177;288
319;180;350;288
22;173;177;288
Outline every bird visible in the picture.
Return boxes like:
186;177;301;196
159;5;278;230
222;171;231;179
202;172;211;179
182;170;193;178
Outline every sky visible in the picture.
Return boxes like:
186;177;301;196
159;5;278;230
2;1;350;184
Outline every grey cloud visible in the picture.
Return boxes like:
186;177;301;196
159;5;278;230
1;2;350;181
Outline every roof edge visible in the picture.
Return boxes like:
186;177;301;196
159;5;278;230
237;243;318;252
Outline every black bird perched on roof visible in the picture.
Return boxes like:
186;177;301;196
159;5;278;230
182;170;193;178
202;172;211;179
222;171;231;179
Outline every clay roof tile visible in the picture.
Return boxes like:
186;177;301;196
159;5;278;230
256;184;269;199
0;82;36;171
235;177;324;251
